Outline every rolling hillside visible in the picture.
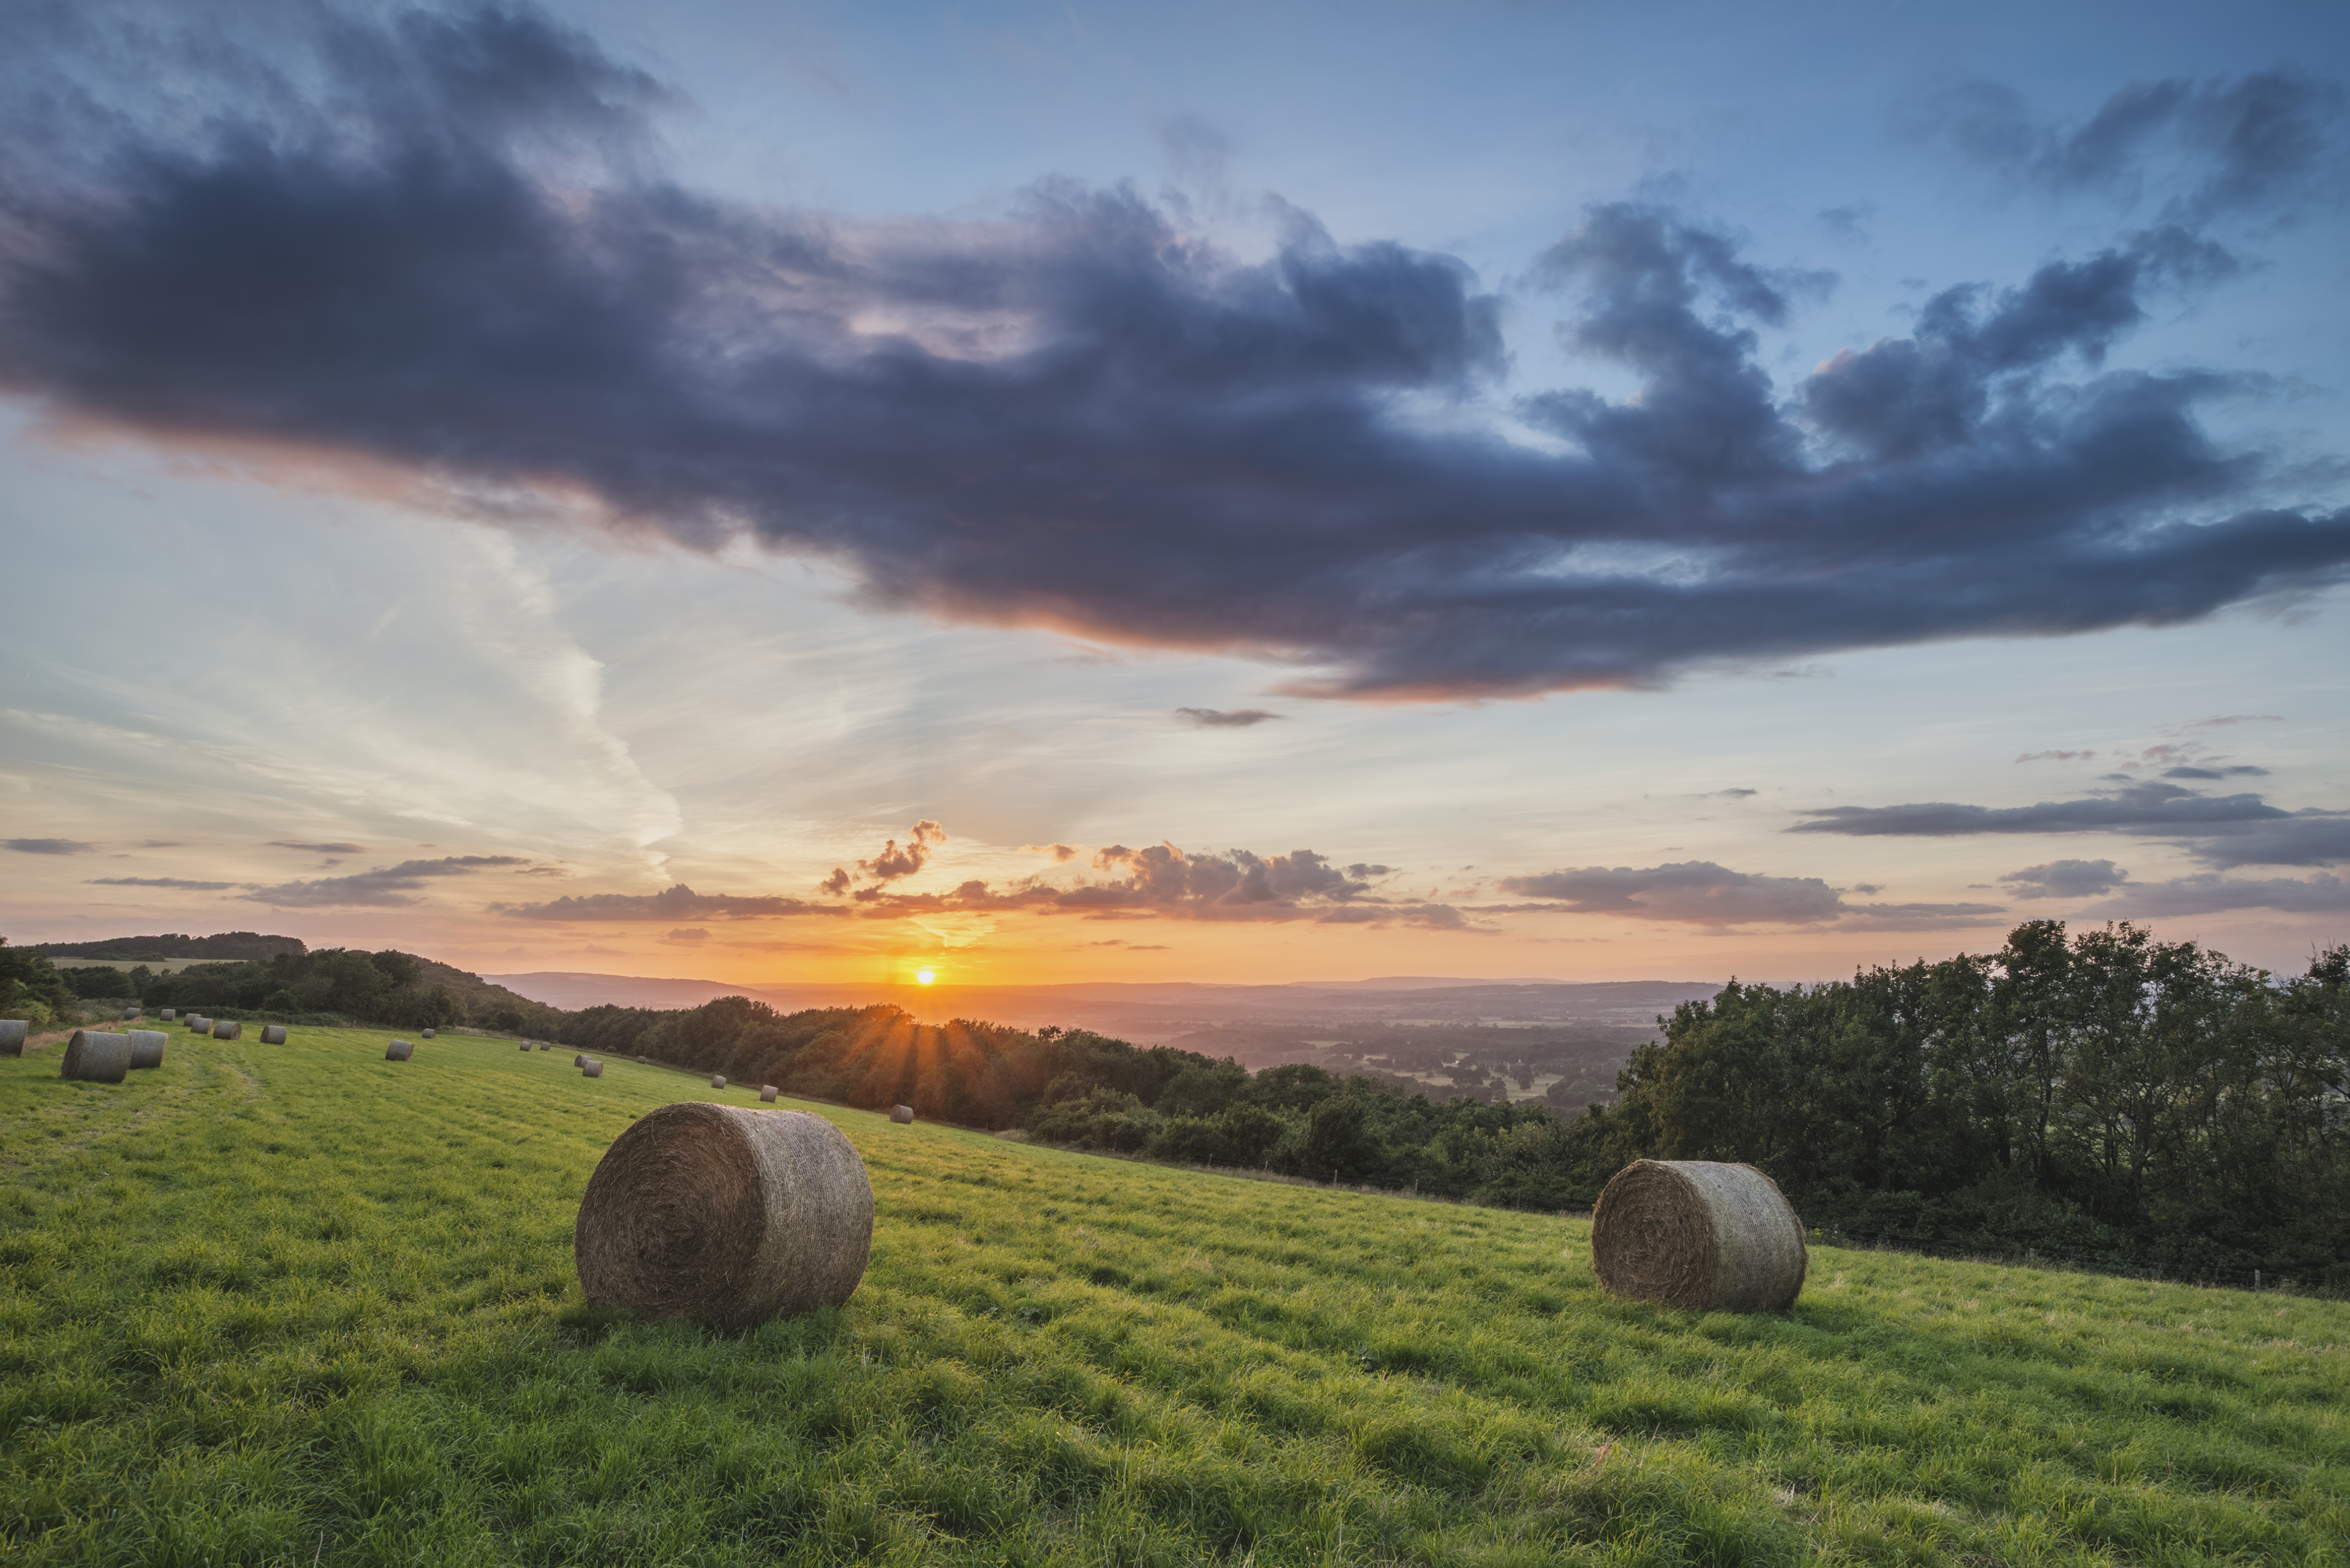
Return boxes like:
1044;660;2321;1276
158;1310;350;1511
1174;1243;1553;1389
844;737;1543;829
1;1026;2341;1565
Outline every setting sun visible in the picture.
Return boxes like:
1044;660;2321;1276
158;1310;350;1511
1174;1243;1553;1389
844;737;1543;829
915;967;937;985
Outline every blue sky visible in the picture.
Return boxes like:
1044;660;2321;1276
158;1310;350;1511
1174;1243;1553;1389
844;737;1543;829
2;0;2346;986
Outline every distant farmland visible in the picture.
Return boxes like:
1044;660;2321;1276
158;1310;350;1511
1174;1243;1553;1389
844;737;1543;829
2;1026;2342;1564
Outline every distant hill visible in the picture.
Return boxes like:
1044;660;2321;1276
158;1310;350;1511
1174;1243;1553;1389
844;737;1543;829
29;931;307;961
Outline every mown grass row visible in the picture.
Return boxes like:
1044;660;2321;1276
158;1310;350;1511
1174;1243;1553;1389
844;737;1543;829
1;1026;2343;1565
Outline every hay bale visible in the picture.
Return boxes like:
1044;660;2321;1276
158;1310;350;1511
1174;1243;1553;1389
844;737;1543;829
386;1039;414;1062
127;1029;169;1070
212;1019;242;1040
575;1103;873;1327
126;1007;142;1020
759;1084;779;1103
583;1060;604;1078
538;1042;550;1051
890;1104;914;1125
0;1020;26;1057
260;1025;288;1045
161;1009;176;1020
61;1030;132;1083
635;1055;646;1065
1589;1159;1807;1312
574;1053;588;1067
186;1015;208;1032
422;1028;436;1039
519;1041;532;1052
710;1074;727;1089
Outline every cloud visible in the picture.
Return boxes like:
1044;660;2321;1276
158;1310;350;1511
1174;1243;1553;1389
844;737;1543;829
1914;72;2346;223
2161;765;2268;780
1496;860;2003;930
2017;750;2096;763
859;820;945;884
87;876;241;890
504;886;848;921
2077;872;2350;918
1999;859;2130;899
1791;779;2350;869
664;927;708;942
2168;714;2284;731
1703;787;1758;798
1;10;2345;701
247;854;526;908
1176;707;1283;728
6;838;92;854
1023;842;1082;862
268;840;368;854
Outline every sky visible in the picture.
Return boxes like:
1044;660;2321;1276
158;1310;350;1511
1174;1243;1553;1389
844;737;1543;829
3;0;2347;990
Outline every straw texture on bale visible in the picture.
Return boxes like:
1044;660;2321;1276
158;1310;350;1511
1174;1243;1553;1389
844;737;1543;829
127;1030;169;1070
385;1039;414;1062
575;1103;874;1327
711;1074;727;1089
890;1104;915;1124
0;1020;26;1057
759;1084;779;1103
1590;1159;1808;1312
582;1060;604;1078
211;1020;242;1040
61;1030;132;1083
260;1025;288;1045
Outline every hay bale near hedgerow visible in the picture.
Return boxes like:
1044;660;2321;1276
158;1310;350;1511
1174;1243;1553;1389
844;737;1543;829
127;1030;169;1070
385;1039;414;1062
211;1020;242;1041
61;1030;132;1083
574;1053;588;1067
582;1060;604;1078
0;1020;26;1057
759;1085;779;1103
260;1025;288;1045
161;1009;176;1020
575;1102;873;1327
890;1104;915;1125
635;1055;646;1064
519;1041;532;1052
422;1028;436;1039
186;1015;207;1032
710;1074;727;1089
538;1042;550;1051
1589;1159;1807;1312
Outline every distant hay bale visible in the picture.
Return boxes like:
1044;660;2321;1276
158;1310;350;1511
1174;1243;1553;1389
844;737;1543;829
0;1020;26;1057
61;1030;132;1083
186;1015;208;1032
760;1084;779;1103
635;1055;646;1064
126;1007;142;1020
127;1030;169;1070
260;1025;288;1045
711;1074;727;1089
583;1059;604;1078
538;1042;550;1051
386;1039;414;1062
890;1104;915;1124
519;1041;532;1051
211;1020;242;1041
422;1028;436;1039
161;1009;176;1020
575;1102;873;1327
1589;1159;1807;1312
574;1053;588;1067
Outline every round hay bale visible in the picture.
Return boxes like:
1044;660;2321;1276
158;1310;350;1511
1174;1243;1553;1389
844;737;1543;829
574;1053;588;1067
635;1055;646;1064
582;1059;604;1078
127;1029;169;1070
126;1007;142;1019
161;1009;176;1020
260;1025;288;1045
186;1015;208;1032
0;1020;27;1057
385;1039;414;1062
1589;1159;1807;1312
422;1028;436;1039
890;1104;915;1125
519;1041;532;1052
575;1103;873;1327
538;1042;550;1051
759;1084;779;1103
61;1030;132;1083
211;1020;242;1041
710;1074;727;1089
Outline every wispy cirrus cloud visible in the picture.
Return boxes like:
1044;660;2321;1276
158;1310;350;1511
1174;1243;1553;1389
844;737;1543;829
247;854;528;908
87;876;242;891
6;838;92;855
1;9;2344;699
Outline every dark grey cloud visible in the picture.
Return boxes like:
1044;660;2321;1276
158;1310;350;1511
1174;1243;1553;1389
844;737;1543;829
2017;750;2096;763
2078;872;2350;918
268;840;368;854
1916;72;2346;223
1999;858;2130;899
503;886;846;921
87;876;240;890
247;853;526;907
1792;780;2350;870
5;838;92;854
2160;765;2268;780
1495;861;2004;930
2;11;2346;699
1176;707;1283;727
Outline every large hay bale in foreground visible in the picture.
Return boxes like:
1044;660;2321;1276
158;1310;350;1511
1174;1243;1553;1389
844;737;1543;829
575;1103;873;1327
890;1104;915;1125
0;1020;26;1057
582;1060;604;1078
385;1039;414;1062
61;1030;132;1083
710;1074;727;1089
759;1084;779;1103
260;1025;288;1045
127;1030;169;1070
1590;1160;1807;1311
211;1020;242;1041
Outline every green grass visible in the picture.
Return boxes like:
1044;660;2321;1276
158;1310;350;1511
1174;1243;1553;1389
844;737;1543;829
1;1028;2342;1567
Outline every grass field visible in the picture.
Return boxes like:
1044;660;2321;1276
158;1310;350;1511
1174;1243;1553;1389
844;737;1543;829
1;1027;2343;1566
